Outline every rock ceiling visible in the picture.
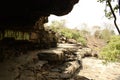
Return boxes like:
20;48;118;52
0;0;79;30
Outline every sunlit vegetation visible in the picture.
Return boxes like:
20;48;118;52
49;20;120;62
49;20;87;46
99;35;120;62
0;30;29;40
94;27;115;42
93;25;120;62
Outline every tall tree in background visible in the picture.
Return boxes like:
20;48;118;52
98;0;120;34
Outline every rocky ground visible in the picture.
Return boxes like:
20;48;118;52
79;57;120;80
0;43;87;80
78;36;120;80
0;42;120;80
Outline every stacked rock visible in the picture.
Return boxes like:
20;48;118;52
14;44;82;80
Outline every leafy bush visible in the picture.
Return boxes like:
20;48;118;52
50;25;87;46
77;37;87;46
60;27;73;39
0;30;29;40
99;35;120;62
94;28;115;42
100;29;114;41
94;30;101;38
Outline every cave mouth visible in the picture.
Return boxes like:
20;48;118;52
0;0;79;62
0;0;79;41
0;16;59;62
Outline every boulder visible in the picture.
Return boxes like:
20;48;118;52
77;48;92;58
60;61;81;79
67;39;77;44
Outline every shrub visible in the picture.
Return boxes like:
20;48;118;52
94;30;101;38
100;29;113;41
99;35;120;62
77;37;87;46
50;26;87;46
60;28;73;39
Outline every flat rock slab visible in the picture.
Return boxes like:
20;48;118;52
58;43;82;49
37;48;65;61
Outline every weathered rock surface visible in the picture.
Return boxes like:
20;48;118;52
0;43;84;80
75;47;98;58
67;39;77;44
0;17;58;62
0;0;79;29
79;57;120;80
37;48;65;62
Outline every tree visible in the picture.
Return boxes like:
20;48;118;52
97;0;120;34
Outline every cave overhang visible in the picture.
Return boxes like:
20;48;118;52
0;0;79;31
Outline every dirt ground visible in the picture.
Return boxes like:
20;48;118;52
78;57;120;80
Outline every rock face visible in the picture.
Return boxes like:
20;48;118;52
37;48;65;61
37;48;82;79
76;48;93;58
0;16;58;61
0;0;79;29
0;43;83;80
0;37;58;62
0;0;79;61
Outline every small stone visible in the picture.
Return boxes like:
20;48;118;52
67;39;77;44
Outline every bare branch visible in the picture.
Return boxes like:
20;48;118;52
107;0;120;35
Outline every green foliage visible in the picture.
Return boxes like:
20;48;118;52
99;35;120;62
60;27;73;39
100;29;113;41
94;27;115;42
97;0;119;19
0;30;29;40
79;29;90;37
62;28;87;46
49;20;87;46
94;30;101;38
77;37;87;46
